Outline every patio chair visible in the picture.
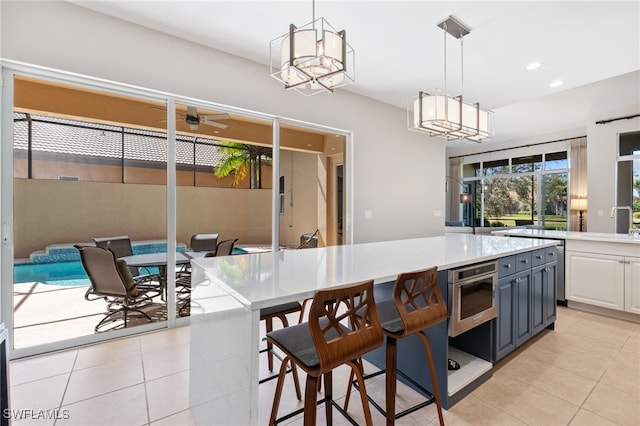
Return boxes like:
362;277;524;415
210;238;238;257
296;229;319;249
75;244;162;332
190;233;219;252
177;238;239;316
94;235;162;282
93;236;140;275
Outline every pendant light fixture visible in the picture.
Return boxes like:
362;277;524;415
270;0;355;96
408;15;494;142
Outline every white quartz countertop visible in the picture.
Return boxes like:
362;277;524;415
492;228;640;245
191;234;559;311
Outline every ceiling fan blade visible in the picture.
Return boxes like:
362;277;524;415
201;120;228;130
187;106;198;117
200;113;230;121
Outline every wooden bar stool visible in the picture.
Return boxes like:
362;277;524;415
259;301;303;400
266;280;384;426
345;267;447;425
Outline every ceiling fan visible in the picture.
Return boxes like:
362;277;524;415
154;105;230;130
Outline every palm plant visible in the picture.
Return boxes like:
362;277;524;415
214;141;273;188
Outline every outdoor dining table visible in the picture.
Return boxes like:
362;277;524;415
119;251;199;300
119;251;192;275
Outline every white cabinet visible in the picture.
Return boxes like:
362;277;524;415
566;251;625;310
625;256;640;314
566;239;640;314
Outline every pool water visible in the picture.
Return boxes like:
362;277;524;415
14;247;248;286
13;261;162;286
14;260;88;285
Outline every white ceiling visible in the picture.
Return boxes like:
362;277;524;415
69;1;640;147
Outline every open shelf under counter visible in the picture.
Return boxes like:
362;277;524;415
447;346;493;397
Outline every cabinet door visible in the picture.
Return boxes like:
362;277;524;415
544;261;557;326
495;276;516;361
566;251;625;310
514;270;532;347
531;265;545;335
625;257;640;314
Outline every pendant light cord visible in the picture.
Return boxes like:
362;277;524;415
443;23;447;94
460;36;464;97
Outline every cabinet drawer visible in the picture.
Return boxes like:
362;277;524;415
545;246;558;263
531;249;546;267
498;256;516;278
516;252;532;272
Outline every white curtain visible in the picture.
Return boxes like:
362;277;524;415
569;137;587;231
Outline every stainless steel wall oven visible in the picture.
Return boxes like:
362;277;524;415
448;261;498;337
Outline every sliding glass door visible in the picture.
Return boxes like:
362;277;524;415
10;75;170;355
1;64;353;358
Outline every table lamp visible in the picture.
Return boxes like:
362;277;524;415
570;198;588;232
459;193;471;203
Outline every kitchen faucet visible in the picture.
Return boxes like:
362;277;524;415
609;206;634;235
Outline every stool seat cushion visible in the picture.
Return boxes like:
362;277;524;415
260;301;302;318
266;319;345;369
375;300;406;334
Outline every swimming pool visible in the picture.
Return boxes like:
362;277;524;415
14;246;248;286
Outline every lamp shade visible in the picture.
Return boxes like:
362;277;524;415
270;18;355;96
570;198;588;211
408;91;494;142
460;193;471;203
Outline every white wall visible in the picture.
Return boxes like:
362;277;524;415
0;0;446;244
586;103;640;232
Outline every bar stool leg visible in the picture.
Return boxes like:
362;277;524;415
269;356;291;426
265;317;274;371
349;359;375;426
385;336;398;426
304;375;319;426
417;331;444;426
323;371;333;425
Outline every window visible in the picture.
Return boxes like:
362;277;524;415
483;159;509;176
463;162;481;178
512;154;542;173
461;151;568;229
617;131;640;231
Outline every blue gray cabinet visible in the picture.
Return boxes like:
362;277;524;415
495;248;557;361
514;269;533;346
495;274;516;359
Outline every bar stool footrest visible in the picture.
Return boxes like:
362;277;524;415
273;396;360;425
258;347;292;385
354;367;436;420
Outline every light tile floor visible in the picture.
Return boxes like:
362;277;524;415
8;306;640;426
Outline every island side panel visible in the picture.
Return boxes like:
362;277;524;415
189;264;258;426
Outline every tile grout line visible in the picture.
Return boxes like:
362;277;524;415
53;349;79;426
139;336;153;426
564;320;635;426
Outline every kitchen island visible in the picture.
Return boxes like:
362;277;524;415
188;234;560;425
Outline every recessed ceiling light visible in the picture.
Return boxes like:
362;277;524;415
526;62;542;71
550;80;564;88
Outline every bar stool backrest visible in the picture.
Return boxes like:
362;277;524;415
308;280;383;374
392;267;447;338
